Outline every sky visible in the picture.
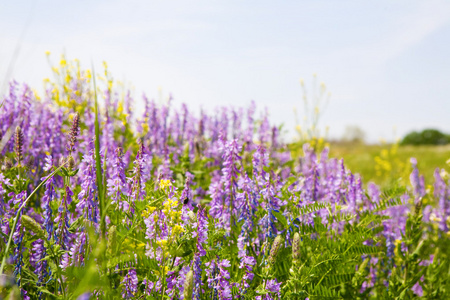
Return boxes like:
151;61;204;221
1;0;450;142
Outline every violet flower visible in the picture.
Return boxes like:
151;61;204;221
41;174;56;239
121;269;138;298
55;186;72;249
107;148;130;211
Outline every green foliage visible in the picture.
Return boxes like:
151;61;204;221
401;129;450;146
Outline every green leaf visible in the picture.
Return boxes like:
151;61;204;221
272;210;288;229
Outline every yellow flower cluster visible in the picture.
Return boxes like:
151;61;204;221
141;205;156;218
156;239;168;248
163;198;182;223
155;266;169;276
393;239;403;264
122;238;146;254
156;239;170;258
159;179;172;189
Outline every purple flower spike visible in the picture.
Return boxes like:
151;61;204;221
122;269;138;298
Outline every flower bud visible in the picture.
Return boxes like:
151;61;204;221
268;235;283;264
59;156;66;167
14;126;24;165
292;232;301;261
67;112;80;154
67;155;75;170
187;211;197;223
183;270;194;299
1;158;12;171
21;215;46;239
357;259;369;277
107;225;117;258
414;199;422;216
25;157;35;170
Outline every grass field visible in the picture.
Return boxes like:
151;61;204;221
328;142;450;186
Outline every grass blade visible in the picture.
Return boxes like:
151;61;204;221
0;162;67;276
91;63;106;238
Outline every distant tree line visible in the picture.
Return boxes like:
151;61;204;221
401;129;450;145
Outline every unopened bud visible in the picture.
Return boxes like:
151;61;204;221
14;126;24;165
391;266;398;278
357;259;369;277
2;158;12;171
269;235;283;264
67;113;80;154
25;157;35;170
59;157;66;167
183;270;194;299
292;232;301;261
187;211;197;223
67;155;75;170
415;199;422;216
21;215;46;239
106;225;117;258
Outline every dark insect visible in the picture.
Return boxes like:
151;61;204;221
183;197;189;205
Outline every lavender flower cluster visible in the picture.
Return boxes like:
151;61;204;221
0;72;449;299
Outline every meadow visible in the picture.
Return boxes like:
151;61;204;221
328;142;450;188
0;58;449;299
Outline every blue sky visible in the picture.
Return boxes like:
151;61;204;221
1;0;450;142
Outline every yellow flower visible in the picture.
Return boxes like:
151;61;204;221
157;239;168;249
172;225;184;236
159;179;172;189
155;266;169;276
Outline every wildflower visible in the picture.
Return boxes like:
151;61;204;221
107;148;130;210
55;186;72;249
122;269;138;298
30;239;46;283
41;174;56;239
266;279;281;294
43;154;53;171
196;207;208;257
67;112;80;155
160;179;172;189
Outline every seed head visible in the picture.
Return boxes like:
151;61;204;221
14;126;24;165
183;270;194;299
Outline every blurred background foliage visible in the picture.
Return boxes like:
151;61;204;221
290;76;449;189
